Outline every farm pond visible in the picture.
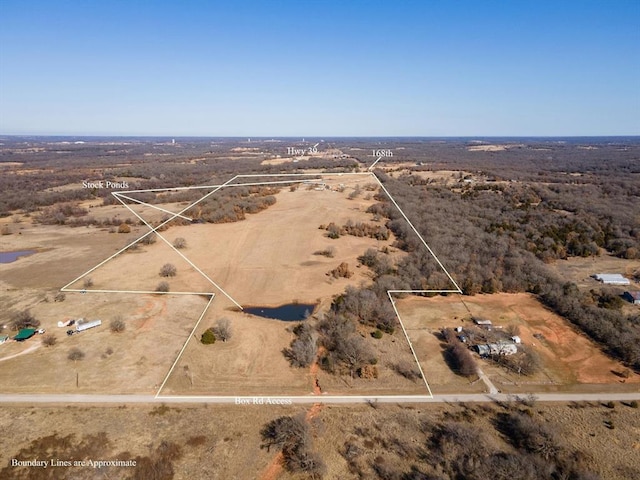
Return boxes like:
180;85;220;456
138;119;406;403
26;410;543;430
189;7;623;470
0;250;37;264
244;303;316;321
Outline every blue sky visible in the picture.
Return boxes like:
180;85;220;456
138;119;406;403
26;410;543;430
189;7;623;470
0;0;638;136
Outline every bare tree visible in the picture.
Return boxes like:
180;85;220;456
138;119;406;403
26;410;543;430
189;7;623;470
68;348;85;362
260;415;325;477
314;246;335;258
156;281;170;292
159;263;177;277
83;277;94;288
42;334;57;347
506;324;521;337
440;328;478;377
284;323;317;368
110;317;126;333
341;335;374;379
173;237;187;249
141;232;157;245
260;415;308;452
10;310;40;331
212;318;232;342
394;360;422;381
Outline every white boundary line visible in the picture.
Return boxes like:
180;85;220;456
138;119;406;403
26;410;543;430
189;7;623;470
371;173;463;293
62;289;215;296
113;192;192;221
233;172;370;178
155;294;215;397
4;392;640;404
387;292;433;397
388;289;461;294
120;179;326;195
153;170;456;399
118;172;370;195
112;193;243;309
61;176;238;292
59;168;461;400
368;156;382;170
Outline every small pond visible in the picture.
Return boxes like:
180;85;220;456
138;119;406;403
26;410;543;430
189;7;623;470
0;250;37;264
244;303;316;321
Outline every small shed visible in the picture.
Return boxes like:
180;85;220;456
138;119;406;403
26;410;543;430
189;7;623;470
473;318;493;328
593;274;630;285
14;329;36;341
623;291;640;305
511;336;522;344
0;335;9;344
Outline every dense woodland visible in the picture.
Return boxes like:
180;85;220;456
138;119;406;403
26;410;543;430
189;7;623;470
370;155;640;371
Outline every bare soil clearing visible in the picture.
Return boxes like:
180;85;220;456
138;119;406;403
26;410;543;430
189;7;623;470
396;293;640;395
549;255;640;290
395;294;487;394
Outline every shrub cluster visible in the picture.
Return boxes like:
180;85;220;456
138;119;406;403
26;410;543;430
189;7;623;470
260;415;326;478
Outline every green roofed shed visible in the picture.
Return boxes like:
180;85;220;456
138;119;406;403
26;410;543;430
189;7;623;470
14;328;36;341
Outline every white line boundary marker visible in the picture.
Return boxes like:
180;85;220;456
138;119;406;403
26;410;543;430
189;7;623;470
368;156;382;170
387;291;433;396
371;173;463;293
58;169;462;400
111;192;243;309
60;176;239;294
156;294;215;398
113;192;193;222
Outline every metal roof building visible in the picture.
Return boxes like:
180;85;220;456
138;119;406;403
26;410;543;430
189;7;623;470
593;274;631;285
14;328;36;341
623;291;640;305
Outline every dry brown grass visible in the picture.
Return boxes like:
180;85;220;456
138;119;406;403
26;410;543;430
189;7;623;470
1;174;424;397
161;175;424;396
0;293;207;394
396;293;640;395
2;402;637;480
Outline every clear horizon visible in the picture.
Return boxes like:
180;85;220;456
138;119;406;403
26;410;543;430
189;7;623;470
2;135;640;140
1;1;639;137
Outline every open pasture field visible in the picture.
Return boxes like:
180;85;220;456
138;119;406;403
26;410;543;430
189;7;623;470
549;254;640;291
0;292;207;394
2;172;431;397
160;174;426;396
161;295;427;397
395;293;640;395
64;174;389;298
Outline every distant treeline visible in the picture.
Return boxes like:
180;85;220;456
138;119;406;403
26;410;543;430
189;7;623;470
372;165;640;370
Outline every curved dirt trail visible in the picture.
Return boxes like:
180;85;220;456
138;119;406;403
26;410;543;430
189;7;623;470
259;452;284;480
0;341;41;363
